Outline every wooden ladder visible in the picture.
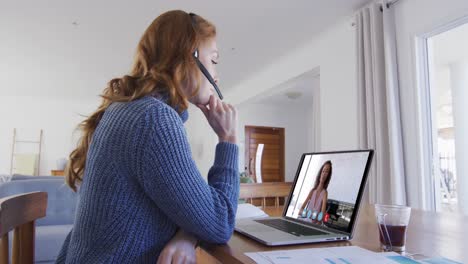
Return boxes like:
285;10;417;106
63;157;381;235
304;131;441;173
10;128;43;175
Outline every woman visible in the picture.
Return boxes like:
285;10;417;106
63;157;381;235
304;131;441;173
299;161;332;223
56;10;239;264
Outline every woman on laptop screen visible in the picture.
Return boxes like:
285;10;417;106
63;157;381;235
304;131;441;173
299;161;332;224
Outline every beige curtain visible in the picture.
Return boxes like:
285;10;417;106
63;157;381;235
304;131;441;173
356;0;407;205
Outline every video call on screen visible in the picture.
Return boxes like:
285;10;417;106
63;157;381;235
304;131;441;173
285;151;370;233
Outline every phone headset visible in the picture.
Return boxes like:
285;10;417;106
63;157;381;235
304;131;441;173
189;12;224;100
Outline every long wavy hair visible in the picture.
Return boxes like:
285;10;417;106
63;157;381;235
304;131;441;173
311;160;333;191
65;10;216;191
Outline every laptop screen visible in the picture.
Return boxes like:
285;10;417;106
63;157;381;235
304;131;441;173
284;150;373;234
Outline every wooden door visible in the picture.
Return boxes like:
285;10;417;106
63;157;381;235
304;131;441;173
245;126;285;183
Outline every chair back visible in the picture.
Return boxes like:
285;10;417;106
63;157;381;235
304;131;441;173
0;192;47;264
0;179;76;226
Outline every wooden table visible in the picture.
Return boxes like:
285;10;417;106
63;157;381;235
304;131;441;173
200;204;468;263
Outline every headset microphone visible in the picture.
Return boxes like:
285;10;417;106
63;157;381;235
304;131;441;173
193;49;224;100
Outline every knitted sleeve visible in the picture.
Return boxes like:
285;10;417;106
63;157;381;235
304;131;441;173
137;105;239;244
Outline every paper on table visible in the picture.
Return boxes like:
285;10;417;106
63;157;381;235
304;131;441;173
378;252;463;264
245;246;417;264
236;203;269;220
419;257;463;264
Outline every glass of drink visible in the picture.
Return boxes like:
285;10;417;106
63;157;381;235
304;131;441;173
374;204;411;252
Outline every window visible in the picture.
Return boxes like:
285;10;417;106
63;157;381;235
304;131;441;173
422;21;468;212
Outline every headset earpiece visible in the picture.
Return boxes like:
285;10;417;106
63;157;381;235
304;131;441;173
189;13;224;100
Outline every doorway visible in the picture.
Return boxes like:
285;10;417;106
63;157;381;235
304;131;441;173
418;18;468;213
244;126;285;183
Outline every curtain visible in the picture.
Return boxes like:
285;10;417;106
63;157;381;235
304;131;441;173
356;0;407;205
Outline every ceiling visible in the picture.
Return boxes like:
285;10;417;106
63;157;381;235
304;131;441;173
0;0;369;98
247;70;319;107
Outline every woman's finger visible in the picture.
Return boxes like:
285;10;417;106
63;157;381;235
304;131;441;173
209;94;217;111
214;98;222;112
172;253;185;264
222;102;230;112
156;250;171;264
231;104;237;119
185;255;196;264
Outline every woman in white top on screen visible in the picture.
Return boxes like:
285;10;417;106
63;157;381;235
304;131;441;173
299;161;332;224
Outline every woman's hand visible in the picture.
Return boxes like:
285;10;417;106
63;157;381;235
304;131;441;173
157;230;197;264
197;95;237;144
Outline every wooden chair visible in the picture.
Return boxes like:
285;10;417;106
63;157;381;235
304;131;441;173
239;182;293;208
0;192;47;264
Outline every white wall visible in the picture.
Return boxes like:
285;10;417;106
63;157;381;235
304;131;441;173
0;96;221;180
0;96;100;175
0;4;359;182
184;105;219;179
226;19;358;152
306;103;316;153
185;18;358;184
237;103;312;182
185;98;315;182
393;0;468;209
185;96;316;182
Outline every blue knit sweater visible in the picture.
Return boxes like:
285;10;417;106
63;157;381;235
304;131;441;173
56;96;239;263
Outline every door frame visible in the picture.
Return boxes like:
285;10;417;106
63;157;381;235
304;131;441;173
414;15;468;211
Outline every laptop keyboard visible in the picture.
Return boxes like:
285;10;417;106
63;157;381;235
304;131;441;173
255;219;328;237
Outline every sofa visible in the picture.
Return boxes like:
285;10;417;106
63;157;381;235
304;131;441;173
0;176;77;263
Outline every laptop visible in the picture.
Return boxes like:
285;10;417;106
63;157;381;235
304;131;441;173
235;149;374;246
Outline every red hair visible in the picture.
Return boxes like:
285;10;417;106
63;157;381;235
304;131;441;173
66;10;216;191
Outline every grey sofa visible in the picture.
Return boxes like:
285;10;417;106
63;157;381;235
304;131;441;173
0;176;77;263
12;175;59;180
